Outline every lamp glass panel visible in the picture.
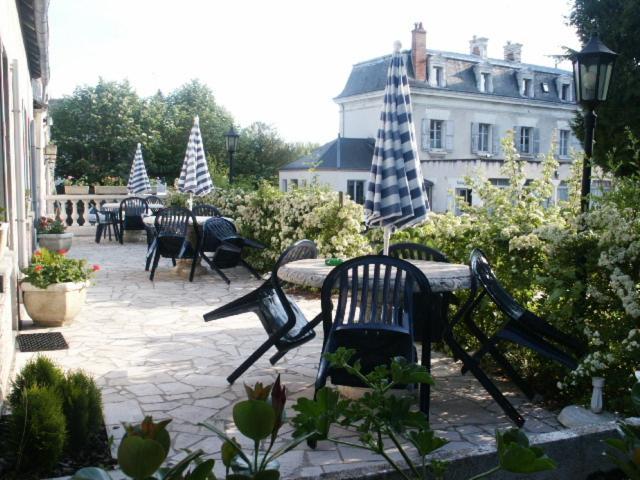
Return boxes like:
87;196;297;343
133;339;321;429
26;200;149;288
598;60;613;101
579;60;599;101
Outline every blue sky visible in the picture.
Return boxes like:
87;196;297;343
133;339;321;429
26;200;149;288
48;0;580;144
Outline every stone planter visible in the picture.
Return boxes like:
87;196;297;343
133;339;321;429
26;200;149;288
21;280;89;326
0;222;8;257
64;185;90;194
94;185;129;195
38;232;73;253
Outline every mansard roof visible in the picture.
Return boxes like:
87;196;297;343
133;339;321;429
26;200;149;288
336;49;573;104
281;137;375;171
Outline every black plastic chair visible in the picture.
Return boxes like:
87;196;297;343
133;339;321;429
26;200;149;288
204;240;320;383
118;197;149;244
199;217;265;284
192;204;221;217
95;207;120;243
149;207;200;282
314;255;432;409
386;242;449;262
445;248;583;426
145;195;165;214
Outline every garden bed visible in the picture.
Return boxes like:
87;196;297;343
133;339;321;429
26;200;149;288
0;413;115;479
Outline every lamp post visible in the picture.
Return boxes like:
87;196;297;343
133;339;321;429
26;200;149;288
571;36;617;213
224;126;240;184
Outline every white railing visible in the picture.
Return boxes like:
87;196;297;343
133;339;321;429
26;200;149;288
45;194;164;227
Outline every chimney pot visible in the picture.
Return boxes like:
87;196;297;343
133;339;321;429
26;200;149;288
504;41;523;62
469;36;489;59
411;22;427;81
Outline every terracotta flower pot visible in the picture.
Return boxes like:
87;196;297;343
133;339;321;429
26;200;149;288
38;232;73;253
94;186;129;194
21;280;89;327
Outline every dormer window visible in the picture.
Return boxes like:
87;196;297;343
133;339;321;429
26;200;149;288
541;82;549;93
555;76;572;102
523;78;532;97
473;64;494;93
516;69;535;97
428;54;447;87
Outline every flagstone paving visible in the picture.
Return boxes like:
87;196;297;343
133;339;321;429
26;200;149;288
14;237;564;479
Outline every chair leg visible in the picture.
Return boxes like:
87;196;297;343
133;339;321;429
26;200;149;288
171;258;176;267
269;350;287;365
95;224;103;244
119;223;124;244
204;283;267;321
149;250;161;281
188;256;197;282
201;254;231;285
240;260;262;280
227;336;280;384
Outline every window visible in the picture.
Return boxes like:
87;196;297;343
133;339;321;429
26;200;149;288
480;73;490;93
280;179;287;191
290;179;298;189
561;83;570;101
559;130;570;157
300;179;307;187
423;180;433;210
519;127;533;154
557;181;569;202
591;180;611;197
434;66;444;87
489;178;509;188
541;82;549;93
347;180;365;205
430;120;443;150
478;123;490;152
455;188;472;215
523;78;533;97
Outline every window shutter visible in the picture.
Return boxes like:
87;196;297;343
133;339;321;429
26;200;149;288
445;120;455;152
533;128;541;155
513;126;520;152
492;125;501;155
470;122;479;154
570;134;582;154
421;118;430;151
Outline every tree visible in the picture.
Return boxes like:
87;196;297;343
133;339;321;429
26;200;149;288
570;0;640;176
51;79;146;182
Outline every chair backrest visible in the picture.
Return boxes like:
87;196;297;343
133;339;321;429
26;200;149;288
154;207;191;238
273;239;318;276
386;242;449;263
320;255;431;339
192;204;221;217
469;248;525;321
146;195;164;206
119;197;149;217
203;217;237;242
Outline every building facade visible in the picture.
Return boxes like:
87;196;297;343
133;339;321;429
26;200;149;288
280;23;581;212
0;0;53;402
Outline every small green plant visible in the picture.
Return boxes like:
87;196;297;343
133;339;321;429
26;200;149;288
604;379;640;479
200;375;314;479
72;417;214;480
8;355;64;408
36;216;67;234
63;175;89;186
292;348;557;480
99;176;125;186
10;385;67;474
21;248;99;289
61;371;104;451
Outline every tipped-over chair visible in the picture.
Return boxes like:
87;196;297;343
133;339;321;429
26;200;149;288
118;197;149;244
148;207;200;282
445;248;583;426
204;239;320;384
192;204;221;217
314;255;433;410
199;217;264;284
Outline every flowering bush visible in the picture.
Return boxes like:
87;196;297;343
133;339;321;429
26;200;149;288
62;175;88;186
36;217;66;234
22;249;99;289
100;175;125;186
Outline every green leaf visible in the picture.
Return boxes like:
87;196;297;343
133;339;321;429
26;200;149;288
117;435;167;479
604;438;627;452
408;430;449;456
390;357;434;386
291;387;341;439
71;467;114;480
226;475;253;480
496;429;556;474
253;469;281;480
233;400;276;441
222;439;241;467
185;459;216;480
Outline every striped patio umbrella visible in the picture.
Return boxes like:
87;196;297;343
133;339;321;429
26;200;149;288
364;42;429;254
178;116;213;208
127;143;151;194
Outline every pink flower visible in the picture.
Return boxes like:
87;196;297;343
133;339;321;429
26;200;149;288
34;265;43;272
57;248;68;255
33;250;42;257
92;264;101;272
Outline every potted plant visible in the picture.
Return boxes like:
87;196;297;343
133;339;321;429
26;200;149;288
20;249;99;327
36;216;73;253
94;175;128;195
63;176;90;195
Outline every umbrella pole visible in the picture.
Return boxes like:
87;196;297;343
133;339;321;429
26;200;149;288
383;226;391;255
187;193;193;211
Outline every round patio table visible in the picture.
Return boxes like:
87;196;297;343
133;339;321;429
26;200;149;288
101;202;164;213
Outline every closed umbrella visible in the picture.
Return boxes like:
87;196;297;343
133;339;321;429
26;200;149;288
178;115;214;209
127;143;151;194
364;42;429;254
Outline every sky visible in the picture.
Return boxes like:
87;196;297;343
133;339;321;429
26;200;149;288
48;0;580;145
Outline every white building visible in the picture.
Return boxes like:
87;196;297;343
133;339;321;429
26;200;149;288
280;23;581;212
0;0;53;403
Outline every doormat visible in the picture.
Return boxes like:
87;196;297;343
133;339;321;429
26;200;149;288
16;332;68;352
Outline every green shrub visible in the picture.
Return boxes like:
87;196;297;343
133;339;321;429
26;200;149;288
61;371;104;451
10;385;67;473
9;355;64;409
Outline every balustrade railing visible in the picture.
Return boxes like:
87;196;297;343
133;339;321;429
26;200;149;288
45;194;164;227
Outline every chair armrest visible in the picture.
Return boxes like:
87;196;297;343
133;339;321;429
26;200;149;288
242;238;266;250
218;241;242;254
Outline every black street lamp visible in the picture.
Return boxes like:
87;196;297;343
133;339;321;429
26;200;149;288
571;36;617;213
224;126;240;184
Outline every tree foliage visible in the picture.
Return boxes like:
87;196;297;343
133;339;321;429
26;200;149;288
570;0;640;176
51;79;305;184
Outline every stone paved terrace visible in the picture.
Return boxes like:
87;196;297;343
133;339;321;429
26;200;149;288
13;237;564;479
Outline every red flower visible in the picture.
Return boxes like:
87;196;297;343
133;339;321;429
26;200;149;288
57;249;68;255
34;265;43;272
33;250;42;257
92;264;101;272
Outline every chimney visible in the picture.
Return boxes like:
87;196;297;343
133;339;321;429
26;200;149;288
503;41;523;62
411;22;427;81
469;35;488;59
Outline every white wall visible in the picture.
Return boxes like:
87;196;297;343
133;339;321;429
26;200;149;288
279;169;370;197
